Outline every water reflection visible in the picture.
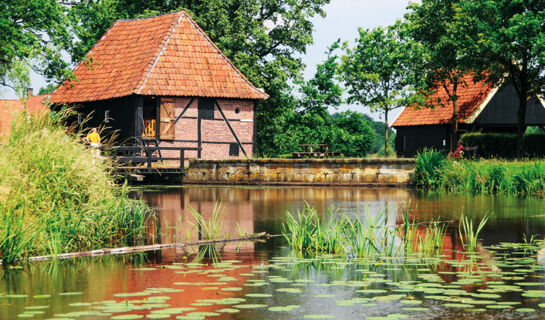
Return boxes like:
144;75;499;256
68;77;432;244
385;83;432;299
136;186;545;248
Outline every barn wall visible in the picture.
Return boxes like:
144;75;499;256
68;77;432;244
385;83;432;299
475;83;545;126
159;97;255;160
75;96;139;144
394;126;449;157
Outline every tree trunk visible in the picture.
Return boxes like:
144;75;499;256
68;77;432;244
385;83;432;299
384;109;389;157
450;82;459;153
516;86;528;158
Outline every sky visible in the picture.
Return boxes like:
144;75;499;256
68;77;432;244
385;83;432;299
2;0;412;121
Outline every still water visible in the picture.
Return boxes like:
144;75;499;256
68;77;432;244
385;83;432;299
1;186;545;319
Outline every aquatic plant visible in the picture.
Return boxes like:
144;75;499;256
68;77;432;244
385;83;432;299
187;201;229;241
283;204;446;259
0;110;155;264
458;214;489;252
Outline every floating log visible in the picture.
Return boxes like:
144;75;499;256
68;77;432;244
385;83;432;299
2;232;271;264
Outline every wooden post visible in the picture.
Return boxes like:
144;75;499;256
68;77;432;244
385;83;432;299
134;96;144;146
147;147;152;169
155;97;161;141
180;149;185;168
197;104;202;158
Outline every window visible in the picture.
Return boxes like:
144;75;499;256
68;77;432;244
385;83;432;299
104;110;110;123
77;113;83;125
198;98;215;120
229;143;239;156
235;107;240;114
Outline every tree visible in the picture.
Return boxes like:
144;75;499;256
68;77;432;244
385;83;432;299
457;0;545;157
0;0;71;84
330;111;376;157
405;0;469;153
340;24;420;157
68;0;331;156
39;83;59;95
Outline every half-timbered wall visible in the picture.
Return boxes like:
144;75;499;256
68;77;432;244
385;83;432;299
159;97;255;160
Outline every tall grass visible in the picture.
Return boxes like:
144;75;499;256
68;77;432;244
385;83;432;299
0;110;155;264
283;204;447;259
414;150;545;195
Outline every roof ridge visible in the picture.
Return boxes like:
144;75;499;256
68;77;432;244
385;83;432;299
181;12;269;99
134;11;184;95
118;10;181;22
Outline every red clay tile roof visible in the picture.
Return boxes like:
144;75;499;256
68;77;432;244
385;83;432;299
49;11;268;103
0;95;48;140
392;75;494;127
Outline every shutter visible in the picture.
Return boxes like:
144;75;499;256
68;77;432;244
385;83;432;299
160;98;176;140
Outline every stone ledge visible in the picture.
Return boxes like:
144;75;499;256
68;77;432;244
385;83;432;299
184;158;415;186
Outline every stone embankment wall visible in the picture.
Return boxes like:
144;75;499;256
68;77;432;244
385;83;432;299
184;158;415;186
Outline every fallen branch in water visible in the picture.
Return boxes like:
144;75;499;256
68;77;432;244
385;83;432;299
2;232;271;264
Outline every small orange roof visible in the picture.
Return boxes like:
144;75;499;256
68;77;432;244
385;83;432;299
50;11;268;103
392;75;494;127
0;95;48;139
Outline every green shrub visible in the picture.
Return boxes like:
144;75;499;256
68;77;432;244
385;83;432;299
461;132;545;159
413;149;447;188
0;110;155;263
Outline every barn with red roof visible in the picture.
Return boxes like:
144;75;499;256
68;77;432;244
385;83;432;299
49;10;267;160
0;92;48;143
392;76;545;157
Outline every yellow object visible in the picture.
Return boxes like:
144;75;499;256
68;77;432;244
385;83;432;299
87;131;101;144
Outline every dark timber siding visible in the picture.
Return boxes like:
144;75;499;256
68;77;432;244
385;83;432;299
395;126;450;157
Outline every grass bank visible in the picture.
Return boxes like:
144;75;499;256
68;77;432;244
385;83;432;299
0;110;155;264
414;150;545;195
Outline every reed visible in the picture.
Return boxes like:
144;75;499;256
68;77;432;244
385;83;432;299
187;201;229;240
0;110;155;264
282;203;446;259
458;214;489;252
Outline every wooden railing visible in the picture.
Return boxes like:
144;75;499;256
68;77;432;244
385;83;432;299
142;119;156;138
101;146;201;169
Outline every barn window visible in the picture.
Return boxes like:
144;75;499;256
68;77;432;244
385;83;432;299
104;109;110;123
198;98;215;120
77;113;83;125
235;107;240;114
229;143;239;156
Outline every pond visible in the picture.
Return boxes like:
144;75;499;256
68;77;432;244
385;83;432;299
2;186;545;319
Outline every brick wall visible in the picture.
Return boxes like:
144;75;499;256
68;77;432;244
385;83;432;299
159;97;255;162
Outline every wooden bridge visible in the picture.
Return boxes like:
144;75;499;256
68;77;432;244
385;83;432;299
101;145;200;183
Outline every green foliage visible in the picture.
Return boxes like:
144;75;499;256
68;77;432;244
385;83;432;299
38;84;58;95
414;152;545;195
0;110;155;263
329;111;376;157
340;23;423;156
457;0;545;156
413;149;448;189
365;115;396;154
0;0;71;82
283;204;446;258
461;133;545;159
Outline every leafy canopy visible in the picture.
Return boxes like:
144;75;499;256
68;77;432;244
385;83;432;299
0;0;71;83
